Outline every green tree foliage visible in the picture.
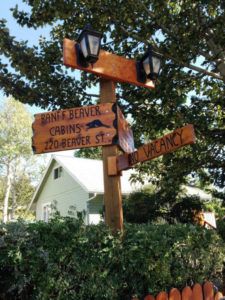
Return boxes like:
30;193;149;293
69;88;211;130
170;195;205;224
123;187;206;224
75;147;102;160
0;174;35;220
0;98;33;221
123;188;160;224
14;175;35;207
0;218;224;299
217;218;225;243
0;1;224;195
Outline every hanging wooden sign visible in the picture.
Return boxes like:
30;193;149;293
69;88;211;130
32;103;117;154
108;124;196;175
32;103;134;154
63;38;155;89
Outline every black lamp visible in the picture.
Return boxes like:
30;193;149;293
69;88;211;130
136;46;162;83
76;24;102;67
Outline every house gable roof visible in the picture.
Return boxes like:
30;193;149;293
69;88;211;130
29;154;213;212
29;154;141;210
183;185;212;200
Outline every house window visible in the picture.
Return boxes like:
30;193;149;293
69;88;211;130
53;166;62;179
43;203;51;222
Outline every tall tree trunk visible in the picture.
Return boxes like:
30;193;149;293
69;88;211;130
11;183;16;220
3;163;12;223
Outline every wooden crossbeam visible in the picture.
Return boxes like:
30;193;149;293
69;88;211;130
63;38;155;89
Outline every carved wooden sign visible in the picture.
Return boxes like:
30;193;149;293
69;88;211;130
63;38;155;89
108;124;196;175
32;103;134;154
32;103;117;154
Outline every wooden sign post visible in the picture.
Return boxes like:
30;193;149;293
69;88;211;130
63;38;145;232
30;36;196;233
32;81;129;231
31;35;196;233
100;80;123;231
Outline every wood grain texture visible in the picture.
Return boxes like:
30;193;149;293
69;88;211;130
156;291;168;300
100;80;123;232
182;286;193;300
107;156;118;176
63;38;155;89
203;281;214;300
169;288;181;300
32;103;117;154
192;283;203;300
116;124;196;173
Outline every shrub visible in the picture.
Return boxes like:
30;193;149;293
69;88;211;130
123;189;205;225
217;218;225;242
123;190;160;223
0;217;224;299
169;195;205;224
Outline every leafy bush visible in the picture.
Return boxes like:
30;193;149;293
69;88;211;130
123;188;205;224
0;217;225;300
123;190;160;223
169;195;205;224
217;218;225;242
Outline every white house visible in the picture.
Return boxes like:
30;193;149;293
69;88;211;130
29;153;213;225
29;154;142;224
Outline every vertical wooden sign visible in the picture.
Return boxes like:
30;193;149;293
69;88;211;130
117;106;135;154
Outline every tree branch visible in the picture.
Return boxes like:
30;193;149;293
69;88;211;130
204;161;225;169
82;92;99;98
117;22;223;81
197;10;225;79
134;1;224;81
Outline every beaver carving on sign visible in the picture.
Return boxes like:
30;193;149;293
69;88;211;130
86;119;110;130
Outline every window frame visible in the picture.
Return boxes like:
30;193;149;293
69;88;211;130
53;166;63;180
42;202;51;222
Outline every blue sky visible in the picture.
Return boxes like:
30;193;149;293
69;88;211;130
0;2;97;114
0;1;50;114
0;1;49;44
0;1;78;160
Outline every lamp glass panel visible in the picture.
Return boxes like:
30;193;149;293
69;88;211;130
88;35;100;55
80;36;88;58
143;56;150;75
152;56;161;74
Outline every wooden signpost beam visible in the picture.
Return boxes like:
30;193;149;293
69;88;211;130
100;79;123;232
63;38;155;89
60;36;196;233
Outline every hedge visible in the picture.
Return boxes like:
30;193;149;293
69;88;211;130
0;216;225;299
